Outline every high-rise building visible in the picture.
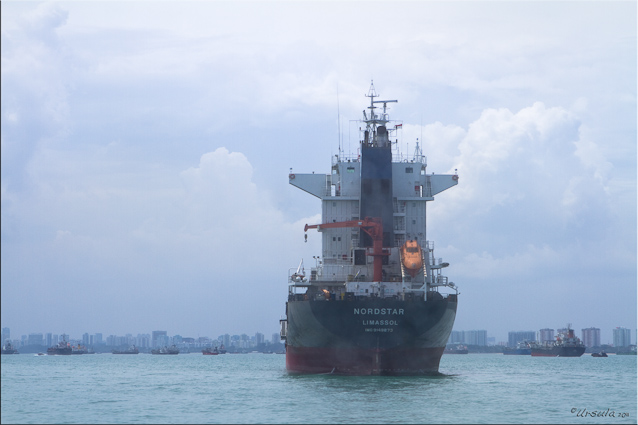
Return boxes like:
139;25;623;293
137;334;151;348
539;328;554;343
255;333;264;345
152;331;168;348
27;333;44;346
446;330;487;345
82;333;90;346
231;335;240;348
464;330;488;346
240;334;250;349
1;327;9;343
46;333;53;347
613;327;631;347
448;330;464;344
581;327;600;347
106;335;117;346
508;331;536;347
220;334;231;348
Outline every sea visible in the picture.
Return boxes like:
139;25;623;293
1;352;636;424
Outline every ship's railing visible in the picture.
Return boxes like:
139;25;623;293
435;275;448;286
392;153;427;165
316;261;359;282
322;258;354;266
334;151;427;165
393;199;406;214
334;153;360;165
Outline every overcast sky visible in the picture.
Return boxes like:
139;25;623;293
2;1;636;344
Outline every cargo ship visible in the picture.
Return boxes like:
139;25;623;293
202;346;220;355
444;344;469;354
1;340;19;355
530;325;585;357
112;346;139;354
151;345;179;355
503;341;532;355
47;335;88;355
280;82;460;375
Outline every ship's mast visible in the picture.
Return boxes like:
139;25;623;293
363;81;397;147
413;139;423;162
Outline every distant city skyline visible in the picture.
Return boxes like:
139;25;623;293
3;325;634;349
2;326;281;351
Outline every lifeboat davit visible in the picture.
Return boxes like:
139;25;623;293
401;240;423;277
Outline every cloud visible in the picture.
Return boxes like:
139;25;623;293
1;140;322;336
433;102;607;234
1;2;71;191
1;1;634;343
424;101;634;338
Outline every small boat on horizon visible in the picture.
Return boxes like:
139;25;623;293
151;345;179;355
112;346;139;354
503;341;532;355
202;346;220;355
444;344;469;354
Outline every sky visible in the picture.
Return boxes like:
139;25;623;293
1;0;636;345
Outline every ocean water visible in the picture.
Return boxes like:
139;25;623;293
1;352;636;424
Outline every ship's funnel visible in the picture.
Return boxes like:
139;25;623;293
360;144;393;247
376;125;390;147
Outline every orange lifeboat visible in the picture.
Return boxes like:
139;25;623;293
401;240;423;277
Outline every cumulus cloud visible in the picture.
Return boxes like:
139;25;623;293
1;140;322;335
423;101;632;336
432;102;609;234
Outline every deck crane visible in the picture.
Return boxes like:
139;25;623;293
304;217;389;282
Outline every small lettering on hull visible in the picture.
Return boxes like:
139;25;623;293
362;320;399;326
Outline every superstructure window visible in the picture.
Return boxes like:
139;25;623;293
347;167;355;173
405;167;413;173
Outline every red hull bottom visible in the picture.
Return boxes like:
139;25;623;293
285;346;445;376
